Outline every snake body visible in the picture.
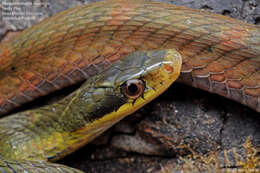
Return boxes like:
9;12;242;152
0;0;260;172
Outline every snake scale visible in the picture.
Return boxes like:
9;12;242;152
0;0;260;172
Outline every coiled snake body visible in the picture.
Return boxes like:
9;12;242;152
0;0;259;172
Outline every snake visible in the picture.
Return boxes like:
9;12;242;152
0;0;259;172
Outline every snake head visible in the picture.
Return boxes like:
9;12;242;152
77;49;182;140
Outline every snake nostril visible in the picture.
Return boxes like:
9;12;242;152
163;64;174;74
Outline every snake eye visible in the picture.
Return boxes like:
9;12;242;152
121;79;145;99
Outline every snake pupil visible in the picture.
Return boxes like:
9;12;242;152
128;84;138;95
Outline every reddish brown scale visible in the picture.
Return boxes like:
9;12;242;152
0;0;260;115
